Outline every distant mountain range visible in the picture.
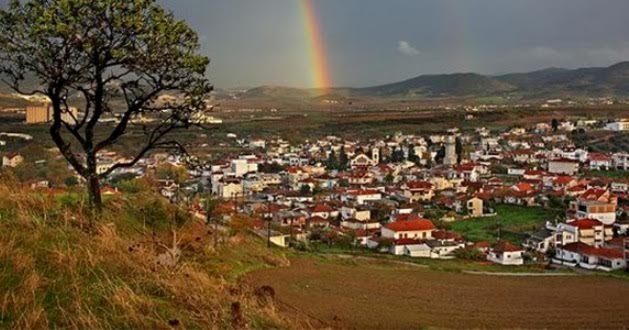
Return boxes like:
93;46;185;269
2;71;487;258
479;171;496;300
235;61;629;101
3;62;629;105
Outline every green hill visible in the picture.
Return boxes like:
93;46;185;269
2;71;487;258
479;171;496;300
235;61;629;101
356;72;516;98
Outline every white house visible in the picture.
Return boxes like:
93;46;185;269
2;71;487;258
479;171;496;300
381;219;436;241
548;158;579;175
229;157;258;177
554;242;626;271
605;120;629;132
612;152;629;170
342;189;382;205
487;241;524;265
216;179;244;199
523;228;555;253
588;153;612;170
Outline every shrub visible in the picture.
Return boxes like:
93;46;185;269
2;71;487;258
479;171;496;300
454;247;485;261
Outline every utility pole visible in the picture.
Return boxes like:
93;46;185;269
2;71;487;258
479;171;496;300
266;199;272;248
206;198;219;248
267;215;272;248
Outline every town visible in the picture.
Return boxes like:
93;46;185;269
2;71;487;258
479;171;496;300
5;0;629;328
3;110;628;273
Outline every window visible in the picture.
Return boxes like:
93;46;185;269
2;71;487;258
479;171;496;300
599;259;612;268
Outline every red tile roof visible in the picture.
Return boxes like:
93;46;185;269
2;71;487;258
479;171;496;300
406;181;433;190
562;242;624;259
392;213;424;222
310;203;334;213
567;185;587;192
432;230;463;241
567;218;603;229
588;153;611;162
474;241;491;249
524;169;545;176
553;175;575;185
580;188;608;201
512;182;534;192
492;240;522;253
384;219;436;232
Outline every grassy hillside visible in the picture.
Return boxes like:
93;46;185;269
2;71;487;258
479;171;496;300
0;174;301;329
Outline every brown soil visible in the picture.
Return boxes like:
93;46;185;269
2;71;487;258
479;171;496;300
246;257;629;329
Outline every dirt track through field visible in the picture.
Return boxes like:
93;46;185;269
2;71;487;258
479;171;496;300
247;257;629;329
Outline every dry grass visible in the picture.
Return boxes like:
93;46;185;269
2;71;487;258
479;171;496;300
0;176;303;329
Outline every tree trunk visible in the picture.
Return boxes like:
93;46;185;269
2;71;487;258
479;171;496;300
88;174;102;212
85;150;103;213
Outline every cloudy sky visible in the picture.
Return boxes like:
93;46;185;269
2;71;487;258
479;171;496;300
5;0;629;88
157;0;629;88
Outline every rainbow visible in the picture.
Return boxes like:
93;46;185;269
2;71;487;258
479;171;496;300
299;0;332;89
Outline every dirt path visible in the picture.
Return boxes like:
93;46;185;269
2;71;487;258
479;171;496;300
247;257;629;329
461;270;578;276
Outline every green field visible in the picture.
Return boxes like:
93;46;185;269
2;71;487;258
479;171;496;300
585;169;629;179
450;205;562;244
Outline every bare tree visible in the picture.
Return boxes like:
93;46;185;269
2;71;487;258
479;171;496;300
0;0;212;211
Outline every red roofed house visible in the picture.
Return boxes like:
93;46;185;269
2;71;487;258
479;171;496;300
523;169;545;181
401;181;434;202
308;203;336;219
565;185;587;197
570;188;617;225
588;153;612;170
381;219;436;241
559;219;613;247
555;242;626;271
552;175;576;190
487;240;524;265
